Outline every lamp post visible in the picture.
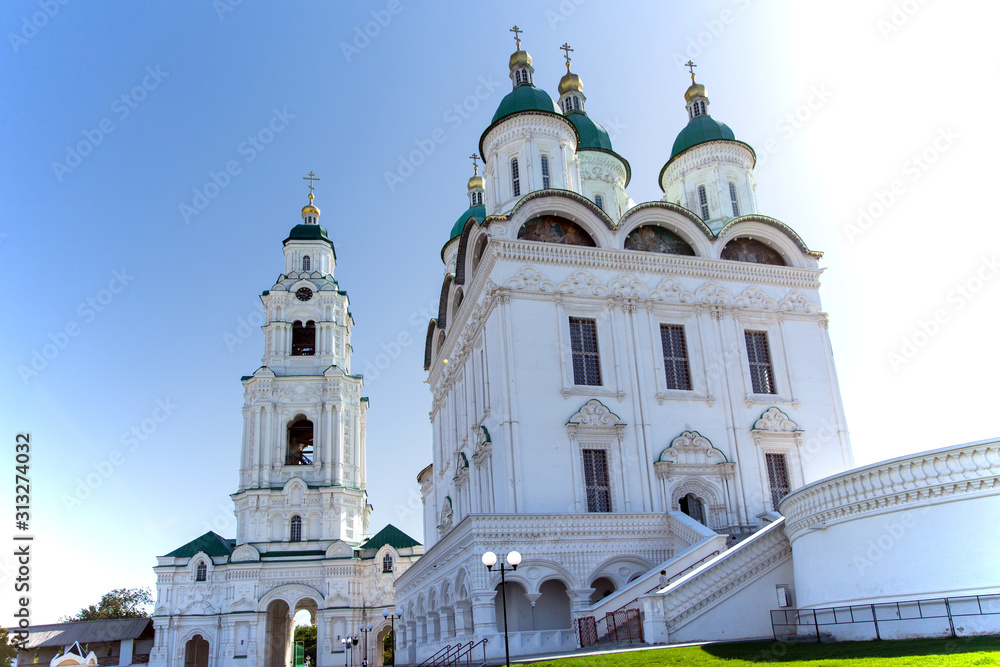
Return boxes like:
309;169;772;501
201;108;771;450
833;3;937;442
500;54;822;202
338;635;358;667
482;550;521;667
338;636;349;667
381;608;402;665
358;623;373;667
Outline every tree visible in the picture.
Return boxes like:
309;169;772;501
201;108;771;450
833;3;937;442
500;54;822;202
0;628;20;665
294;624;316;666
61;587;153;622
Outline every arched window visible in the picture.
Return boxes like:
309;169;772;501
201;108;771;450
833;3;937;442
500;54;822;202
302;255;311;271
289;515;302;542
195;560;206;581
291;320;316;356
511;159;521;197
286;418;314;465
540;155;550;189
697;185;709;220
472;191;482;206
382;553;394;573
721;238;786;266
594;194;604;211
729;182;740;217
573;96;580;111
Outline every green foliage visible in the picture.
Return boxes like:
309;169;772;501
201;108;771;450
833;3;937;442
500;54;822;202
383;629;394;665
60;587;153;622
0;628;21;664
520;637;1000;666
294;625;316;666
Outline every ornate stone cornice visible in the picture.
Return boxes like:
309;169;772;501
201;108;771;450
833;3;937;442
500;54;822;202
780;439;1000;542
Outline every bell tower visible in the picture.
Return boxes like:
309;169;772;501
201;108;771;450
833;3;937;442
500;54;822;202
232;174;371;549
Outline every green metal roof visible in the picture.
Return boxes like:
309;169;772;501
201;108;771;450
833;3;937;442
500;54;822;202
360;524;421;552
449;204;486;241
566;112;613;150
491;85;560;124
163;531;235;559
670;114;737;158
283;224;336;255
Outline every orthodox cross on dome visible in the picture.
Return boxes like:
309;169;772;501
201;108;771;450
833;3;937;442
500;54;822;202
469;153;480;175
510;25;523;49
302;171;320;200
560;42;573;70
684;59;697;83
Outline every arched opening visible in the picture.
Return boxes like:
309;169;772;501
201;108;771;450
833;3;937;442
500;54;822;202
303;255;311;271
679;493;705;524
286;417;314;465
534;580;572;630
378;626;394;666
518;215;596;247
452;288;463;316
184;634;209;667
195;560;206;582
264;599;291;667
289;515;302;542
471;236;488;277
293;603;317;667
624;225;695;255
494;581;533;633
292;320;316;356
721;238;786;266
382;553;394;573
589;577;617;604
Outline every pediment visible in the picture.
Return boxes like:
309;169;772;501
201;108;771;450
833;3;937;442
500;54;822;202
325;540;355;559
566;399;625;428
658;430;729;465
753;407;800;433
231;544;260;563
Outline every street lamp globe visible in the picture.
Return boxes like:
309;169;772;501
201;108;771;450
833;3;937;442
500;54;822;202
507;551;522;567
382;609;389;618
395;608;403;618
481;551;498;568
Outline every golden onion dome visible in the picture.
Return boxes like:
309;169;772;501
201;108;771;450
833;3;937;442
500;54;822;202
558;71;583;96
302;203;320;216
509;49;532;69
468;174;484;190
684;82;707;103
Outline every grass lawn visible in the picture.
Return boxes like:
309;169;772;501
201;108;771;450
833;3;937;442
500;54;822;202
518;636;1000;666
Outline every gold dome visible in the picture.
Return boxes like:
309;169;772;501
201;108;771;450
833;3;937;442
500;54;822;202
684;82;707;103
558;71;583;96
468;174;484;190
509;49;532;69
302;204;320;216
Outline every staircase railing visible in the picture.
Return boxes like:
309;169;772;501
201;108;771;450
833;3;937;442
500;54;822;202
442;638;487;666
418;642;458;667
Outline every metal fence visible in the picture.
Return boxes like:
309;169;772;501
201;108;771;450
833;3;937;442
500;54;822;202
771;594;1000;642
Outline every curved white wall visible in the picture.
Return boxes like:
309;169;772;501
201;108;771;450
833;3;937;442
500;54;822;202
780;439;1000;610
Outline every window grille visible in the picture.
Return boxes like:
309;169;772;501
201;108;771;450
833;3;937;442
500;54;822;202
573;96;580;111
660;324;692;390
745;330;777;394
595;194;604;210
541;155;550;189
511;159;521;197
290;515;302;542
583;449;611;512
729;182;740;217
303;255;310;271
195;561;206;581
569;317;602;386
382;553;394;573
698;185;709;220
766;453;791;508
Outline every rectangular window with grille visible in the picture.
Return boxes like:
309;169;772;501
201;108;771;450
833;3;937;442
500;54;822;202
729;181;740;217
660;324;692;390
541;155;550;189
512;158;521;197
582;449;611;512
745;330;777;394
766;453;791;509
569;317;602;386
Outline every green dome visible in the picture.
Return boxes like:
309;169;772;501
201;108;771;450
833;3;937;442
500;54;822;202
566;112;613;150
284;223;334;249
491;85;561;124
449;205;486;241
670;115;737;158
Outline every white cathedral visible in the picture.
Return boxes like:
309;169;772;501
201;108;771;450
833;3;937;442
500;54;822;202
147;29;999;667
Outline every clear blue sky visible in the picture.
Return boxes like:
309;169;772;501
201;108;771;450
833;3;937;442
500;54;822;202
1;1;996;624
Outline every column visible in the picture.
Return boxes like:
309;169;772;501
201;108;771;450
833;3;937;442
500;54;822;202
118;638;134;666
470;593;497;635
